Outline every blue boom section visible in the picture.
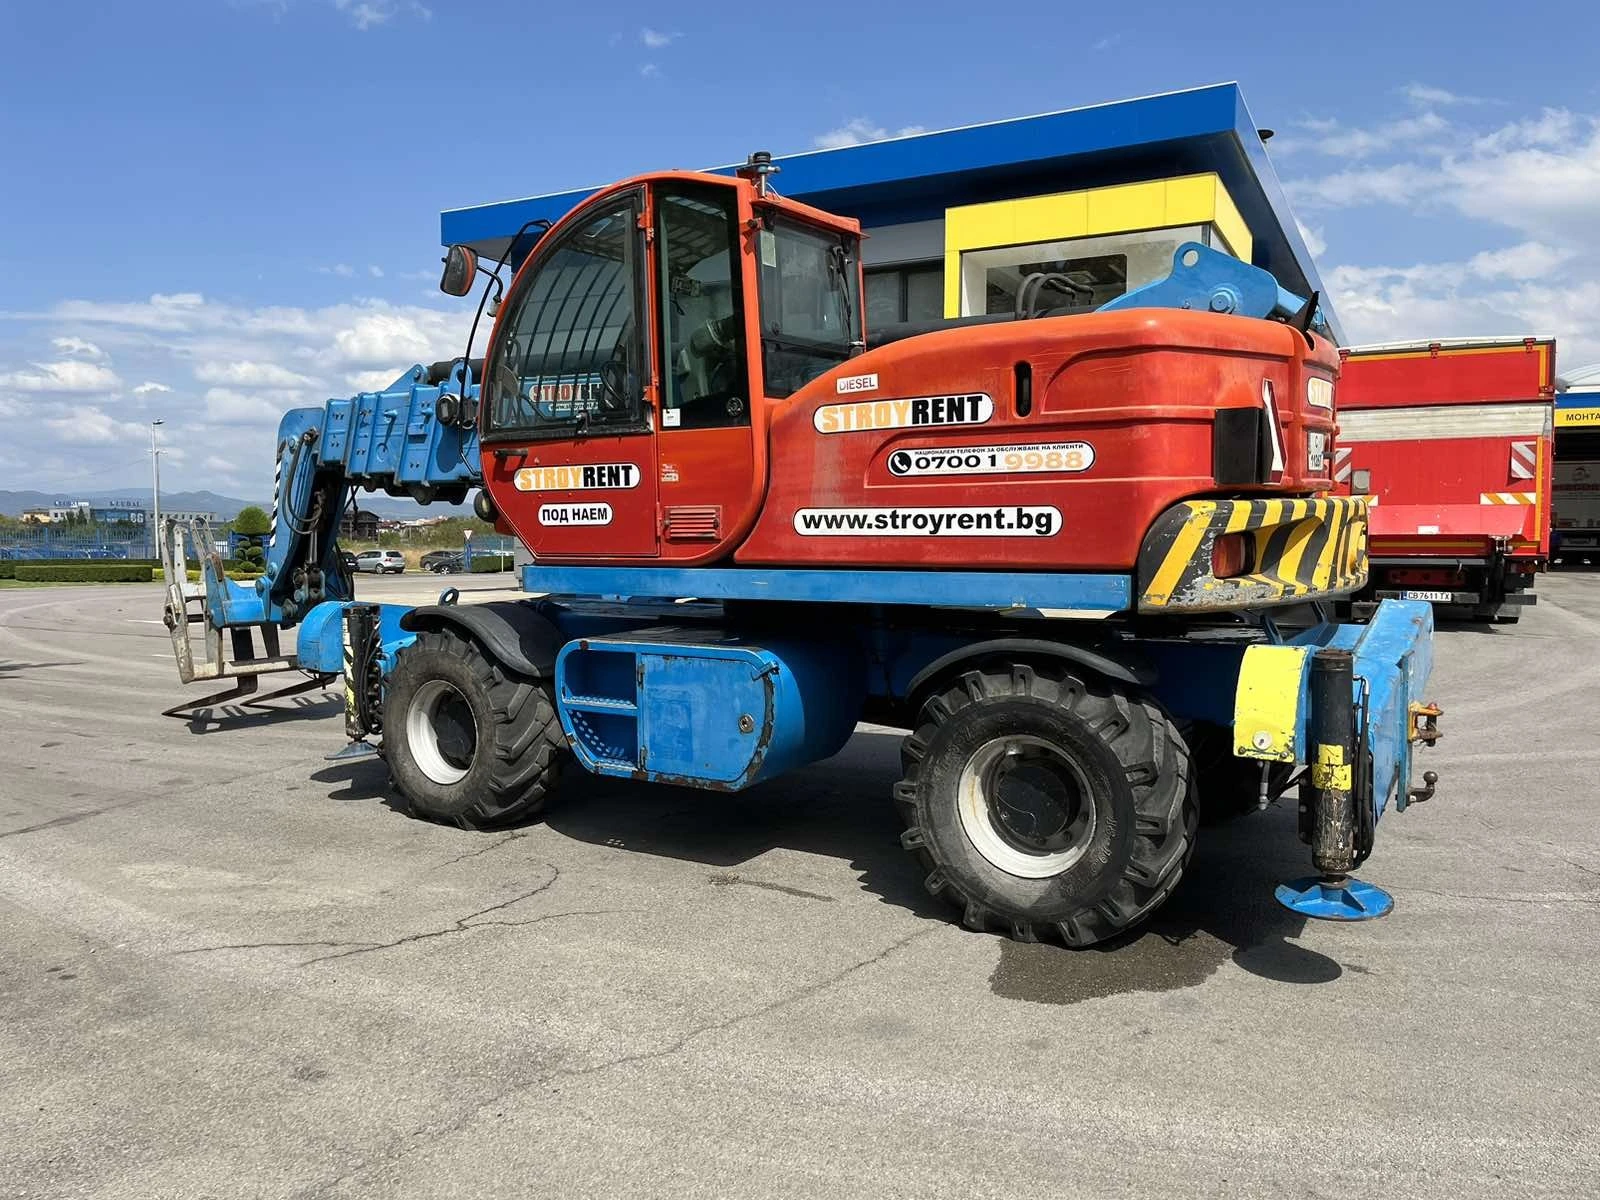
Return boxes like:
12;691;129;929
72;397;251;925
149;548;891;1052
203;361;482;630
1101;242;1332;338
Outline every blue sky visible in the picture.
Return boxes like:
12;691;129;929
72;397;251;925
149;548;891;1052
2;0;1597;498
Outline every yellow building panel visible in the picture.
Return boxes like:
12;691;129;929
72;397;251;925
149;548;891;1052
1085;180;1168;234
1162;173;1214;214
942;173;1256;316
1209;178;1251;260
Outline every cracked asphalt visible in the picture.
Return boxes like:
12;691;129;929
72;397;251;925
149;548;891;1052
2;572;1597;1198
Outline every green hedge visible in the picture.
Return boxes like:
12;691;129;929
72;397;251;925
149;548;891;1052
0;558;160;579
160;568;265;583
469;554;515;573
14;564;154;583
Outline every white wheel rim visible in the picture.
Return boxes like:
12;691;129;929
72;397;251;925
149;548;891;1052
406;679;477;786
957;735;1097;878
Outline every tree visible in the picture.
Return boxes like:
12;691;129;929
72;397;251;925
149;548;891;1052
229;505;272;570
233;506;272;535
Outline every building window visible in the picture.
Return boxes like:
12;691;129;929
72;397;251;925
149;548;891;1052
865;263;943;328
982;253;1128;316
957;225;1214;317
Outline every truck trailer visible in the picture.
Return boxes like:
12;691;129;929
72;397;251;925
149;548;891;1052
160;161;1444;945
1552;387;1600;563
1335;337;1555;623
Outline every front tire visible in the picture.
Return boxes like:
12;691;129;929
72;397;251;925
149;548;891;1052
384;628;569;828
896;664;1195;947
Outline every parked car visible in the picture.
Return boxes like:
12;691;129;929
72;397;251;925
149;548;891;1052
420;550;463;574
340;550;358;573
354;549;406;574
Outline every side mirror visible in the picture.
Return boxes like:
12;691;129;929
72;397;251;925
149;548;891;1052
439;245;479;297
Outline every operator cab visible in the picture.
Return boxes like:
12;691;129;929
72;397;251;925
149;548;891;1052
443;160;863;564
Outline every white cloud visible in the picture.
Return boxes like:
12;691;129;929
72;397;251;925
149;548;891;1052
1278;111;1448;159
368;265;384;278
1092;34;1122;52
1470;108;1578;154
328;309;463;368
321;263;356;278
333;0;392;29
203;387;293;424
0;359;121;393
1327;251;1600;363
51;336;104;359
813;119;926;150
194;360;315;388
1465;241;1574;281
202;455;238;475
640;27;677;48
44;407;148;446
1288;108;1600;245
348;368;407;393
640;63;660;78
1282;102;1600;367
1402;83;1486;107
1295;219;1327;258
0;276;450;493
1288;161;1435;208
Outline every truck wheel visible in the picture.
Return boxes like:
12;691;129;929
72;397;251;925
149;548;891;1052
384;628;569;829
896;665;1195;947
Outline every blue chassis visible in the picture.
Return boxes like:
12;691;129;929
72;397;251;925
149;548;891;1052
294;564;1433;825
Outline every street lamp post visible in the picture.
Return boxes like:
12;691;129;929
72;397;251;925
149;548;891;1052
151;419;164;558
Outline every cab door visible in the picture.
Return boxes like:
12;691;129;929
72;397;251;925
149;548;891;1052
481;187;660;560
651;182;762;562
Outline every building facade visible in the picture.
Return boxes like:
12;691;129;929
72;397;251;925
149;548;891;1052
441;83;1336;340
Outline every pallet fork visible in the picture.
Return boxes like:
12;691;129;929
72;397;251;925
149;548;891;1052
158;518;336;718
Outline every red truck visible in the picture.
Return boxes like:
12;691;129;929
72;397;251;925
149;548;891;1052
1335;336;1555;623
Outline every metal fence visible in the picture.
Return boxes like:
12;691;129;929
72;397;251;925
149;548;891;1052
0;527;153;560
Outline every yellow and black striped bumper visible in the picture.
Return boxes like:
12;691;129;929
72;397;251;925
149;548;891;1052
1138;496;1369;613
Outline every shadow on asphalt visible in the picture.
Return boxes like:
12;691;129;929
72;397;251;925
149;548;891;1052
176;692;342;733
316;728;1344;1003
0;660;85;678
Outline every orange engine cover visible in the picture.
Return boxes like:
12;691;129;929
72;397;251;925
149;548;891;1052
734;310;1338;572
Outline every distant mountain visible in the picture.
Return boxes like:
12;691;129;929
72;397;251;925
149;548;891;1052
0;488;470;521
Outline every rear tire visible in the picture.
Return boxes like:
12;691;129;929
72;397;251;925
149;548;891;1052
384;628;569;828
896;664;1195;947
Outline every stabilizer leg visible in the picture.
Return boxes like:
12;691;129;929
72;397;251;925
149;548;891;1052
1277;647;1392;922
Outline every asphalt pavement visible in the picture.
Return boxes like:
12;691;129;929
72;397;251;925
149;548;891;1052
1;571;1596;1198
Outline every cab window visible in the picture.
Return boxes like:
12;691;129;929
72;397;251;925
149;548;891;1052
757;219;862;398
485;194;645;437
656;188;750;428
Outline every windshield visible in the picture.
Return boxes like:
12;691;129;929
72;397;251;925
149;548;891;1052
484;194;644;438
756;218;861;398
